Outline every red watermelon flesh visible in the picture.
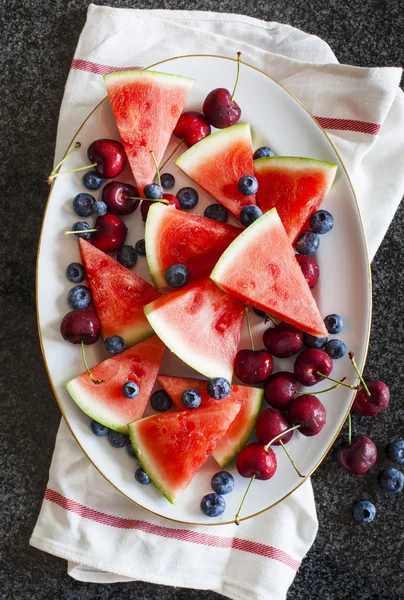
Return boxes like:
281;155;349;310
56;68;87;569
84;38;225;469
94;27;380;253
211;208;328;337
65;336;166;433
79;239;161;347
128;402;241;503
254;156;337;243
104;70;193;194
157;376;263;467
145;203;241;289
175;123;256;217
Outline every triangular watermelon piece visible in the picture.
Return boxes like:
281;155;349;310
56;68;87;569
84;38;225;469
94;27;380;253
175;123;256;217
79;239;161;347
104;70;193;194
65;336;166;434
145;203;241;289
129;402;241;503
211;208;328;337
158;376;263;467
144;278;244;380
254;156;337;243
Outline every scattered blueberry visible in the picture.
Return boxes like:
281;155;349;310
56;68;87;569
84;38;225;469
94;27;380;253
181;389;201;409
303;333;328;349
177;187;199;210
90;419;109;437
253;146;275;159
240;205;263;227
144;182;163;199
135;467;151;485
165;264;190;288
66;262;85;283
295;231;320;255
211;471;234;495
117;245;138;268
72;221;92;240
107;430;128;449
73;193;95;217
200;493;226;517
122;381;140;399
379;467;404;493
151;389;173;412
324;339;346;359
207;377;231;400
82;170;103;190
93;200;107;216
104;335;125;354
161;173;175;189
67;285;92;309
324;314;344;334
386;440;404;465
204;204;229;223
310;210;334;235
135;239;146;256
126;440;137;459
238;175;258;196
352;500;376;524
252;307;268;319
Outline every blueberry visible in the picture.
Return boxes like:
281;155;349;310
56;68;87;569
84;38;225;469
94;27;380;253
207;378;231;400
67;285;92;309
73;193;95;217
211;471;234;495
352;500;376;524
107;430;128;448
252;307;268;319
303;333;328;349
386;440;404;465
66;262;85;283
72;221;92;240
200;493;226;517
144;183;163;199
238;175;258;196
379;467;404;493
177;187;199;210
324;339;346;359
324;314;344;334
126;440;137;459
117;245;137;268
90;419;109;436
104;335;125;354
135;239;146;256
122;381;140;399
253;146;275;159
161;173;175;189
181;389;201;409
151;390;173;412
93;200;107;216
310;210;334;235
135;467;151;485
295;231;320;255
82;170;103;190
240;205;263;227
204;204;228;223
165;264;190;288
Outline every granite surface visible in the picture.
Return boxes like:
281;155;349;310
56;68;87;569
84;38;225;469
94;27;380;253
1;1;403;599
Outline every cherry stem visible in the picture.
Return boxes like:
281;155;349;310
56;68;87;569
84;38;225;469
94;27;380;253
295;377;347;395
264;424;302;452
280;440;305;478
244;305;254;351
49;142;81;178
123;196;169;205
265;313;277;326
315;372;359;390
347;410;352;445
231;52;242;102
348;351;371;397
159;138;184;172
64;229;98;235
47;160;97;184
150;150;161;186
235;473;255;525
81;340;104;385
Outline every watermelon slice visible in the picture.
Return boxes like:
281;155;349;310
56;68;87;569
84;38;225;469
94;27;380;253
79;239;161;347
104;70;193;194
158;376;263;467
254;156;337;243
65;336;166;433
175;123;256;217
211;208;328;337
145;203;241;289
129;402;241;503
144;278;244;380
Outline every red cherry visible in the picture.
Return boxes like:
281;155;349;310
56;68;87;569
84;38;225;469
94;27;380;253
337;435;377;474
102;181;139;215
255;408;294;445
60;309;101;344
173;111;211;147
295;254;320;289
91;214;128;253
294;349;333;386
353;380;390;416
87;139;126;178
263;322;303;358
140;193;180;222
234;349;273;384
236;443;277;480
289;394;326;436
203;88;241;129
264;371;298;410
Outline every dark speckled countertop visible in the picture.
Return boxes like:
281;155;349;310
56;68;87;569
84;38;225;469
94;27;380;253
1;2;403;599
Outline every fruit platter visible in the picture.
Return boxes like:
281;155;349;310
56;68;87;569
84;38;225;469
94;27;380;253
37;54;371;525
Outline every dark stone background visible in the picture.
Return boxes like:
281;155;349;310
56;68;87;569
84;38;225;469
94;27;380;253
1;1;403;599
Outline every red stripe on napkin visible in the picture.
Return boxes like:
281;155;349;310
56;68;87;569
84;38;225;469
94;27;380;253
70;59;142;75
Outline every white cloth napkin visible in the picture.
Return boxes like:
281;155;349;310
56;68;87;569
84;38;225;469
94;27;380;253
31;5;404;600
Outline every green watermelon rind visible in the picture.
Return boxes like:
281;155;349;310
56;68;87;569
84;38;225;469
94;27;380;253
145;203;171;289
254;156;338;189
116;320;156;348
104;69;194;89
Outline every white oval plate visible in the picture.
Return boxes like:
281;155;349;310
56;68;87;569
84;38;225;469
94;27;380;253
37;55;371;526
